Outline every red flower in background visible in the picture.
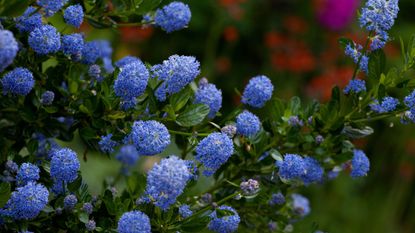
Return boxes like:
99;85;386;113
120;26;154;43
223;26;239;42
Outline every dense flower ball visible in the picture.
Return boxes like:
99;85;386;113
155;2;191;33
114;61;149;100
16;163;40;187
350;149;370;178
152;55;200;101
241;75;274;108
115;56;142;68
50;148;80;183
64;4;84;28
1;67;35;96
301;157;324;185
88;64;101;79
120;98;137;110
29;25;61;55
98;134;118;154
278;154;306;180
116;145;140;166
82;202;93;215
144;156;191;210
179;204;193;218
269;192;285;206
195;132;234;176
3;182;49;220
370;96;399;113
131;120;170;155
0;30;18;72
41;91;55;105
85;220;96;231
64;194;77;210
208;205;240;233
343;79;366;94
404;90;415;109
62;33;84;57
117;210;151;233
16;7;43;32
292;193;310;217
194;80;222;118
81;40;112;64
37;0;68;17
236;110;261;137
240;179;260;195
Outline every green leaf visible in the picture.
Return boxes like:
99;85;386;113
289;96;301;115
180;216;209;232
136;0;163;14
342;125;374;138
0;0;29;16
0;182;11;208
176;104;210;127
107;111;126;120
338;37;353;49
68;176;82;192
79;212;89;224
368;49;386;80
170;87;192;112
80;127;97;140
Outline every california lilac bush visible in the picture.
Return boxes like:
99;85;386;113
0;0;413;232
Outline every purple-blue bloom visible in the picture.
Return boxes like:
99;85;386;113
130;120;170;156
0;30;18;72
98;134;118;154
152;55;200;101
37;0;68;17
179;204;193;218
236;110;261;137
64;194;77;210
116;145;139;166
114;61;149;100
41;91;55;105
301;157;324;185
241;75;274;108
82;202;93;215
194;79;222;119
115;56;142;68
62;33;84;57
64;4;84;28
278;154;306;180
292;193;310;217
350;149;370;178
50;148;80;183
16;163;40;187
344;43;369;73
29;25;61;55
144;156;191;210
370;96;399;113
269;192;285;206
155;2;191;33
16;7;42;33
85;220;96;231
117;210;151;233
195;132;234;176
208;205;240;233
1;67;35;96
343;79;366;95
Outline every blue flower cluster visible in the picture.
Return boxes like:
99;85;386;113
208;205;240;233
64;4;84;28
344;43;369;73
115;56;142;68
287;116;304;127
85;220;96;231
179;204;193;218
98;134;118;154
117;210;151;233
16;7;42;32
359;0;399;50
221;125;237;138
114;60;149;105
50;148;80;183
37;0;68;17
236;110;261;137
370;96;399;113
81;40;112;65
41;91;55;105
277;154;323;184
64;194;77;210
151;55;200;101
144;156;191;210
88;64;101;79
240;179;260;195
130;120;170;155
116;145;139;166
343;79;366;95
29;25;61;55
2;182;49;220
16;163;40;187
269;192;285;206
241;75;274;108
1;67;35;96
155;2;191;33
0;30;18;73
62;33;84;58
82;202;93;215
194;79;222;118
195;132;234;176
404;90;415;120
350;149;370;178
291;193;310;217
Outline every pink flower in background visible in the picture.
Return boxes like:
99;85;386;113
315;0;360;31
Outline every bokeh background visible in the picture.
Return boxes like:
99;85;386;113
63;0;415;232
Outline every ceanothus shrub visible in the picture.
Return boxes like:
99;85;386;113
0;0;411;232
